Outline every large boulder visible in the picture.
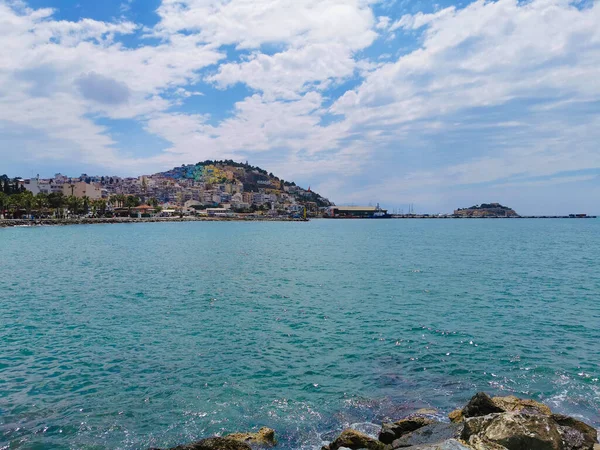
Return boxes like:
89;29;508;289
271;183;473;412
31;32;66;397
162;437;253;450
551;415;598;450
391;422;463;448
226;427;277;446
324;429;387;450
462;393;504;419
379;417;435;444
461;413;563;450
450;393;553;423
492;396;552;416
405;439;475;449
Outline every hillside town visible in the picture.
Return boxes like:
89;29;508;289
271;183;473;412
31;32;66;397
0;161;333;219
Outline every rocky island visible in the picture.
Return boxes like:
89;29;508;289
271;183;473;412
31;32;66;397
152;393;598;450
453;204;519;218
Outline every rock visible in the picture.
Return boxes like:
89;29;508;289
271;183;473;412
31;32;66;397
391;422;463;448
461;413;562;450
415;408;439;416
451;393;553;423
407;439;475;449
491;396;552;416
326;429;387;450
466;435;508;450
551;414;598;450
163;437;253;450
448;410;464;423
226;427;277;446
379;417;435;444
462;393;504;419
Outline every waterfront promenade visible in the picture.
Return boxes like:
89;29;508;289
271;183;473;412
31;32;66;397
0;216;307;227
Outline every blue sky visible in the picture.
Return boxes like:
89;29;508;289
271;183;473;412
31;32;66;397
1;0;600;214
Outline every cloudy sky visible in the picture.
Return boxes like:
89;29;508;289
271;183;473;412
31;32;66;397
1;0;599;214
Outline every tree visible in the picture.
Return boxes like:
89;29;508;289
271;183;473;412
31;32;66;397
66;195;83;216
1;175;9;194
48;192;66;218
0;192;7;218
94;199;107;216
117;194;127;208
19;191;35;218
125;195;140;215
82;196;90;214
7;193;23;218
34;193;49;217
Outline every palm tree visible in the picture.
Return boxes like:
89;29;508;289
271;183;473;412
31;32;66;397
90;199;107;217
82;196;90;215
115;194;127;208
7;193;23;218
48;192;66;218
97;199;107;216
19;191;35;219
66;195;83;217
34;193;49;218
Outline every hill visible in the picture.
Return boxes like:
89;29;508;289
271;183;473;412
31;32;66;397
154;160;333;208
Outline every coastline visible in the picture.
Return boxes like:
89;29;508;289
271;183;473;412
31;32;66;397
0;216;309;228
153;392;599;450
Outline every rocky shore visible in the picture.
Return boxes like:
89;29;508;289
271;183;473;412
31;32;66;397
0;217;307;228
152;393;599;450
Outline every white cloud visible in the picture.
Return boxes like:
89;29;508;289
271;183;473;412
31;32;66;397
324;0;600;204
492;174;597;188
0;1;224;167
209;43;361;99
187;0;380;99
154;0;377;49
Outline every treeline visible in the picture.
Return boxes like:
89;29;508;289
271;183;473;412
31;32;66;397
0;190;159;219
191;160;298;187
1;175;26;195
462;203;512;210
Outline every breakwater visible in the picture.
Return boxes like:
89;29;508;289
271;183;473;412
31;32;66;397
388;215;598;219
0;216;307;227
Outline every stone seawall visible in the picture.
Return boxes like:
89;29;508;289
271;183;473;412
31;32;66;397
0;217;308;227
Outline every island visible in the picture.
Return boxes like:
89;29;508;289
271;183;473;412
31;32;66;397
453;203;519;218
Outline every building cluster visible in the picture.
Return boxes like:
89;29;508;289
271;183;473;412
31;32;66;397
21;162;333;216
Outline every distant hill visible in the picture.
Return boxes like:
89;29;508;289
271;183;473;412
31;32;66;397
154;160;333;207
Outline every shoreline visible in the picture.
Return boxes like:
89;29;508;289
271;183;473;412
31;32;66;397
0;217;309;228
153;392;599;450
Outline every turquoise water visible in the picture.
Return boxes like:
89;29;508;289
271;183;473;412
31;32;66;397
1;219;599;449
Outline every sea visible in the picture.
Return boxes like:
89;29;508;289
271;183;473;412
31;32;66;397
1;219;599;449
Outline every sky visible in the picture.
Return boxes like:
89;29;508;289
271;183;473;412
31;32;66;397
1;0;599;215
